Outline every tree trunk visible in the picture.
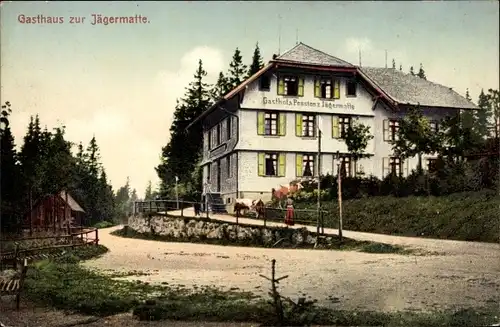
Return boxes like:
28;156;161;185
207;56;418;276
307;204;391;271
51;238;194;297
29;187;33;236
417;153;423;174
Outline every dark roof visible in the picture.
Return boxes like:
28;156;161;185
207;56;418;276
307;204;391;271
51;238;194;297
275;42;354;68
59;191;85;212
360;67;478;110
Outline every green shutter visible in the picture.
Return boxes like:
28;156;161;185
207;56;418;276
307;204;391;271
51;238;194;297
314;79;321;97
258;153;265;176
277;77;285;95
296;154;303;177
333;80;340;99
257;112;265;135
278;153;286;177
332;116;339;138
295;113;303;136
298;77;304;97
278;113;286;136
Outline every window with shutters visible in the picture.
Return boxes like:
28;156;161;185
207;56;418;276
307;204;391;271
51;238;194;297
390;157;402;176
283;76;298;96
296;154;315;177
315;78;340;99
264;112;279;136
339;116;351;139
384;119;400;142
265;153;278;176
302;114;316;137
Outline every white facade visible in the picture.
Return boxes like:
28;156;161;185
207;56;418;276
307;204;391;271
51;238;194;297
197;44;474;203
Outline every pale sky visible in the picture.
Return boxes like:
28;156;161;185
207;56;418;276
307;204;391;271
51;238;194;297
1;1;499;197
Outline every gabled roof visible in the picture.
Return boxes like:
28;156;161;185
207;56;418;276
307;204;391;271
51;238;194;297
59;191;85;212
275;42;354;68
360;67;478;110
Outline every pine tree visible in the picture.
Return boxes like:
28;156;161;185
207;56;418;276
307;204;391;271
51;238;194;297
227;48;247;91
410;66;415;76
247;43;264;78
399;64;402;71
475;89;492;139
417;63;426;80
211;72;229;101
144;180;153;200
392;58;396;69
157;60;212;195
465;89;471;101
487;88;499;138
1;102;22;232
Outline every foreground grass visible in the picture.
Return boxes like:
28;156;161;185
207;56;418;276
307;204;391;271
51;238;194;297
111;226;417;255
22;246;499;326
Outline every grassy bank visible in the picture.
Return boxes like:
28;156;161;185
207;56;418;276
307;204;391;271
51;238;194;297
111;225;416;255
265;190;499;243
21;246;499;326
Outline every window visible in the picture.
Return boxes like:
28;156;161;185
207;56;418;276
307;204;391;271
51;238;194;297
429;120;439;133
338;156;352;177
302;114;316;137
346;80;357;97
259;75;270;91
389;157;402;176
296;154;315;177
315;78;340;99
207;131;212;150
284;76;298;96
426;158;437;172
265;112;278;136
226;117;232;140
258;112;286;136
258;152;285;177
216;124;221;145
226;155;232;178
339;116;351;138
265;153;278;176
384;119;400;142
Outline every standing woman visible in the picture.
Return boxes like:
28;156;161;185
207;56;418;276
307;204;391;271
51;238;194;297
284;197;295;227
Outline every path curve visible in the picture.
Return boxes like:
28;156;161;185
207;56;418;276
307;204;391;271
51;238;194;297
82;214;500;313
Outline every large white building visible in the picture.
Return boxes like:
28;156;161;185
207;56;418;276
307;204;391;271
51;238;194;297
187;43;477;206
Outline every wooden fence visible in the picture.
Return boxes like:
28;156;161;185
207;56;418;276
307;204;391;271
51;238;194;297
0;227;99;268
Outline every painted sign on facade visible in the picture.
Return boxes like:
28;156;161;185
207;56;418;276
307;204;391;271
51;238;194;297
262;97;355;110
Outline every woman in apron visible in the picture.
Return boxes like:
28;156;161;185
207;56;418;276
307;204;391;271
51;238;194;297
284;197;295;226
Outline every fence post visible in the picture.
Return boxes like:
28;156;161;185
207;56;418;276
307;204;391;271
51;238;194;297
149;201;152;214
95;229;99;245
236;209;239;225
321;211;325;235
263;208;267;227
180;200;184;217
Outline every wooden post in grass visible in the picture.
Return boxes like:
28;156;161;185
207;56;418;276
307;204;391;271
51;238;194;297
337;163;343;241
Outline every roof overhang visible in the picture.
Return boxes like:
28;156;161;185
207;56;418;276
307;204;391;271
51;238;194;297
186;62;275;131
271;60;357;73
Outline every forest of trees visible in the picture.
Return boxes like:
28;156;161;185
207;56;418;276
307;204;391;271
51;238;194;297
155;47;499;200
0;102;138;233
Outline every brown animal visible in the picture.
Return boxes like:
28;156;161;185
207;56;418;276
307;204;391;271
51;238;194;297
254;199;265;219
272;181;304;208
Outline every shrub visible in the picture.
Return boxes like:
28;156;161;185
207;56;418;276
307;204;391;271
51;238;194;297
93;221;115;229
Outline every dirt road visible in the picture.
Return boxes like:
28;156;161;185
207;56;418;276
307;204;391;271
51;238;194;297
82;216;500;313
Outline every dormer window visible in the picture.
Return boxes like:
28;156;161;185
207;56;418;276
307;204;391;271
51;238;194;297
277;75;304;97
259;75;270;91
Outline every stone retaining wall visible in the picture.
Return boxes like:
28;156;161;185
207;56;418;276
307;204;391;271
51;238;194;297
128;214;340;247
